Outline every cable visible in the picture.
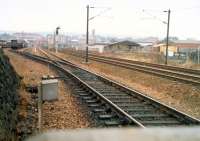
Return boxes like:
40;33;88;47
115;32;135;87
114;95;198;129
89;7;112;20
142;9;167;24
173;6;200;11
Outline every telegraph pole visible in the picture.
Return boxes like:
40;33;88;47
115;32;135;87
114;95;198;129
85;5;110;62
198;47;200;64
55;27;60;53
164;9;171;65
53;32;55;51
86;5;89;63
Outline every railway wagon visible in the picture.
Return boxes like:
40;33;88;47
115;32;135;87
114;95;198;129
11;40;27;49
0;40;7;48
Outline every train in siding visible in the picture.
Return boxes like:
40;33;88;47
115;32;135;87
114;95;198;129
0;40;7;48
10;40;27;49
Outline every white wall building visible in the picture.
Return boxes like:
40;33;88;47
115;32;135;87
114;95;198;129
88;43;108;53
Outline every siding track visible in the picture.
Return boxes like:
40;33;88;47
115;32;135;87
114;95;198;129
64;49;200;85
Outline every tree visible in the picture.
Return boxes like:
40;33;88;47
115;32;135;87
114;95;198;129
160;36;179;44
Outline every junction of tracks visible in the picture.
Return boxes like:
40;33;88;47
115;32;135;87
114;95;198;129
7;47;200;128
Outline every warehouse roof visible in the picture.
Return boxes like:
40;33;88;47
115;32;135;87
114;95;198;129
172;40;200;44
108;40;140;47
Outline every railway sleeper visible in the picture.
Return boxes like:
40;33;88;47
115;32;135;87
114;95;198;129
112;100;141;103
88;103;102;108
82;96;95;100
106;97;136;101
74;75;97;80
78;93;90;96
117;103;152;107
126;109;163;115
119;105;155;110
88;83;116;87
104;120;122;127
98;114;116;120
92;108;107;113
139;120;181;126
73;88;87;91
124;107;155;112
124;103;153;107
148;106;189;123
101;95;132;99
103;116;132;126
134;116;179;122
91;89;119;93
85;99;99;104
62;81;126;127
100;94;128;97
131;113;170;120
73;87;89;92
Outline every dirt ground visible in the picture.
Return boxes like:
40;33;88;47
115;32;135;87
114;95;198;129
96;51;200;70
24;47;47;57
42;80;91;130
4;49;92;132
52;49;200;119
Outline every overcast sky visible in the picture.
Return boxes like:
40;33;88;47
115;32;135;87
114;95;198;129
0;0;199;39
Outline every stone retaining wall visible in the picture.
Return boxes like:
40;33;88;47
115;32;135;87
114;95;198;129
0;49;20;140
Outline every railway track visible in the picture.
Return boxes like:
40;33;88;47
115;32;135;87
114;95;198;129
61;49;200;85
16;49;200;127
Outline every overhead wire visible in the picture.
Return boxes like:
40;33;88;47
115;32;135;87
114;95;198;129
142;9;167;24
89;7;112;20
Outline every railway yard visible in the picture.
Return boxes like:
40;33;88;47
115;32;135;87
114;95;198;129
1;0;200;140
38;48;200;118
1;47;200;140
0;0;200;141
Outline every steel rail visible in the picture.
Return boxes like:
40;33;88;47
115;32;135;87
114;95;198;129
67;49;200;75
17;50;145;127
59;49;200;85
37;49;200;126
89;53;200;75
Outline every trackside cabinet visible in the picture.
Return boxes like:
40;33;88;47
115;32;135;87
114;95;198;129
41;79;58;101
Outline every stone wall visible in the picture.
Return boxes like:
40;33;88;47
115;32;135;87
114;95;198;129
0;49;20;140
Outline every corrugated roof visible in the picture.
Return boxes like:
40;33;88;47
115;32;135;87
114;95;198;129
108;40;140;46
173;40;200;44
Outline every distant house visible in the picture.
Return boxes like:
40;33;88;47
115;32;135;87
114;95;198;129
154;43;177;56
173;40;200;54
13;32;44;42
138;42;153;47
154;40;200;56
104;40;142;52
89;43;108;53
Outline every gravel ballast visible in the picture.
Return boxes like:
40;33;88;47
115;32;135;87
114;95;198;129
4;49;92;138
